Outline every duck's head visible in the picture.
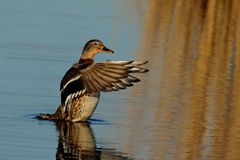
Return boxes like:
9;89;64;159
80;39;114;59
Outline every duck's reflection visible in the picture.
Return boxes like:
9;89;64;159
55;121;97;159
55;121;132;160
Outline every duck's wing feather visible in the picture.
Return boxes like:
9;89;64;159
60;60;149;105
60;64;86;104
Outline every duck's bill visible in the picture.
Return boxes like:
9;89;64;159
102;46;114;53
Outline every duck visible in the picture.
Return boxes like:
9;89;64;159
37;39;148;122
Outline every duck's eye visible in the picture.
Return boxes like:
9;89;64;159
94;42;98;45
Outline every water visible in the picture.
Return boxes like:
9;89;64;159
1;0;240;160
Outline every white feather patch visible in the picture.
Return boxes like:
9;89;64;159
61;75;82;92
64;88;87;106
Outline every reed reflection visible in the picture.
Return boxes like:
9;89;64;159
119;0;240;159
55;121;132;160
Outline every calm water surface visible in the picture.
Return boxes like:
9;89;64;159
1;1;240;160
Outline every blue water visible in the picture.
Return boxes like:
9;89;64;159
0;1;144;159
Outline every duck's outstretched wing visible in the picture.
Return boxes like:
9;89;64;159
60;60;149;105
81;60;149;93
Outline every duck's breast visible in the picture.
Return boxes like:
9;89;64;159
71;93;100;121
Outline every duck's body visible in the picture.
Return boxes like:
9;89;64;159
38;39;148;122
51;92;100;122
